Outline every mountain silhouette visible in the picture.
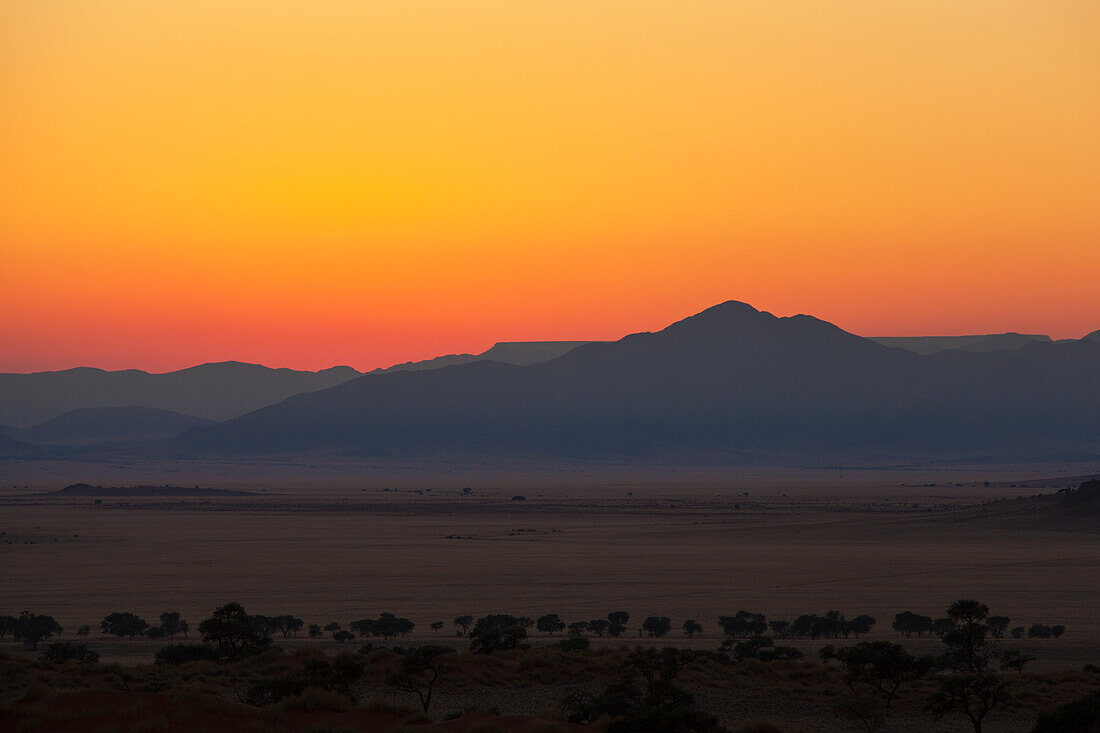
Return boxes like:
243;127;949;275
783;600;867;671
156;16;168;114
171;301;1100;463
368;341;593;375
869;333;1053;355
8;406;212;447
0;362;361;426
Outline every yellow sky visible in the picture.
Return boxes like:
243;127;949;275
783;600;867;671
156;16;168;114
2;1;1098;370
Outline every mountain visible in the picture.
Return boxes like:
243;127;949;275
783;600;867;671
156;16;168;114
368;341;593;374
172;301;1100;463
9;406;212;447
869;333;1052;355
0;432;39;459
1084;330;1100;343
0;362;361;427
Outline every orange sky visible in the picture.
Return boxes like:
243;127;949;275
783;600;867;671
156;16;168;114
2;1;1098;372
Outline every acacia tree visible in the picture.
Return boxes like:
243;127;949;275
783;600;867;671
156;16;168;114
642;617;672;638
13;612;62;650
453;615;474;636
607;611;630;637
76;625;91;640
927;673;1012;733
588;619;610;637
100;612;149;640
537;614;566;636
821;641;933;709
943;599;993;671
682;620;703;638
198;603;271;661
430;621;444;633
386;645;457;712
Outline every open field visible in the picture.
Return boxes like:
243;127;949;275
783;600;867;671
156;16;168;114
2;464;1098;671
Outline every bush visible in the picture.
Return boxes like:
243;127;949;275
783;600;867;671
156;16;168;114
1031;690;1100;732
42;642;99;664
558;637;590;653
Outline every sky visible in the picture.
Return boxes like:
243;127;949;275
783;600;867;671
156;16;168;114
2;1;1098;373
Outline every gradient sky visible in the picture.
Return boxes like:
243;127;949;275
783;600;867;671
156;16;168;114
2;1;1098;372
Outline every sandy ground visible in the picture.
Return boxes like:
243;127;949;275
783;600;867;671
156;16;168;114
1;464;1097;674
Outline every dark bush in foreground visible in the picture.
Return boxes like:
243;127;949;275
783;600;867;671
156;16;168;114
1031;690;1100;733
154;643;219;665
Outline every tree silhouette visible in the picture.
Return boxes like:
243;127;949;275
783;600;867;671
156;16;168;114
198;603;271;661
682;619;703;638
386;645;456;712
642;617;672;638
537;614;566;635
100;612;148;640
927;673;1011;733
453;615;474;636
13;612;62;650
607;611;630;637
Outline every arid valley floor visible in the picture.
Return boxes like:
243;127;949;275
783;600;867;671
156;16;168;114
1;462;1098;731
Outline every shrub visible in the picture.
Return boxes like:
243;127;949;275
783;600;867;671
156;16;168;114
42;643;99;664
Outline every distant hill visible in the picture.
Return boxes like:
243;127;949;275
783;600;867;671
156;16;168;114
172;300;1100;464
50;483;254;497
0;362;361;427
9;406;212;446
869;333;1052;355
0;432;39;459
369;341;593;374
1084;330;1100;343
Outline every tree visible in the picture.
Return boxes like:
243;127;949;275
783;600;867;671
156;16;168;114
159;611;189;638
198;603;271;661
999;650;1034;674
565;648;723;733
453;615;474;636
537;614;566;636
76;625;91;640
642;617;672;638
933;618;956;638
892;611;933;638
13;612;63;650
334;630;354;643
942;600;993;672
469;626;527;654
682;619;703;638
986;616;1010;639
1051;625;1066;638
768;620;789;638
101;612;148;640
1010;626;1024;639
473;614;524;635
822;641;933;709
718;611;766;638
588;619;610;637
386;645;456;712
0;615;17;640
607;611;630;637
430;621;444;633
324;621;341;638
308;624;322;639
146;626;168;640
371;612;414;639
848;615;876;638
927;673;1011;733
568;621;588;638
270;615;302;638
350;618;375;638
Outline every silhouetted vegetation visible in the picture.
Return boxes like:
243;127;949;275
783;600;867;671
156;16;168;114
1031;690;1100;733
197;602;272;661
385;644;456;711
642;616;672;638
100;612;148;640
820;640;932;709
41;642;99;664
